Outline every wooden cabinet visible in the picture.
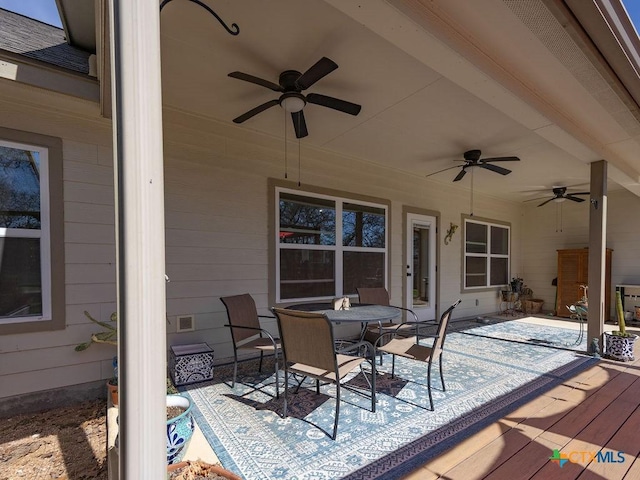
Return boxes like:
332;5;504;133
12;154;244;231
556;248;612;319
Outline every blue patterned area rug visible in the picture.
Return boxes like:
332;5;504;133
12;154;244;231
182;325;597;480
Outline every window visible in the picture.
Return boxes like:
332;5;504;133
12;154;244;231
463;217;509;290
276;188;387;302
0;130;64;333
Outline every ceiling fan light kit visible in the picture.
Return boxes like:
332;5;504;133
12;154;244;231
280;93;306;113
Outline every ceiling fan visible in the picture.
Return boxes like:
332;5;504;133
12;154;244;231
426;149;520;182
528;186;590;207
228;57;362;139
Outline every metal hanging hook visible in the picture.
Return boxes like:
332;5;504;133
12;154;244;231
160;0;240;36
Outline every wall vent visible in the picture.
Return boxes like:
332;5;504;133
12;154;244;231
176;315;195;333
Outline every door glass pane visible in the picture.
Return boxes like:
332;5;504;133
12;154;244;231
280;249;335;299
465;222;487;253
490;257;508;285
0;146;41;229
490;226;509;255
465;256;487;287
342;251;384;295
0;238;42;317
279;193;335;245
413;226;430;303
342;203;385;247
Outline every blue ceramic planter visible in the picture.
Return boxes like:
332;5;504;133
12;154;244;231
166;394;195;464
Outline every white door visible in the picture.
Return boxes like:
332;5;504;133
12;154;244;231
406;213;436;321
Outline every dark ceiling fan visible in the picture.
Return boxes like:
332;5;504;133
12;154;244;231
426;149;520;182
528;186;590;207
228;57;361;139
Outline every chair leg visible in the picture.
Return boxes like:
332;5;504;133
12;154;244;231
439;355;445;391
427;362;434;411
332;382;340;440
258;350;264;373
370;359;376;413
282;367;289;419
391;354;396;378
274;352;280;399
316;379;320;394
232;349;239;388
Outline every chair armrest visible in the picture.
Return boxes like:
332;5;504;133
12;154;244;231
390;305;419;323
223;324;280;344
373;329;439;348
258;314;276;320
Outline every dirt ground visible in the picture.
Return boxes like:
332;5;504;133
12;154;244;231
0;399;107;480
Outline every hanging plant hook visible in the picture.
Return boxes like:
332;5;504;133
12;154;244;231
160;0;240;36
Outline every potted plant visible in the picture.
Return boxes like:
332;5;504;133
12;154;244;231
604;291;638;362
166;394;196;465
520;286;545;314
75;311;119;403
75;311;196;463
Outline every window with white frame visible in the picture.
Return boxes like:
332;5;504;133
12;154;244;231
0;140;51;323
276;188;387;302
463;217;509;289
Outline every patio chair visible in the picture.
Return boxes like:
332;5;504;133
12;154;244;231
220;294;281;398
272;307;376;440
357;287;419;363
375;299;461;410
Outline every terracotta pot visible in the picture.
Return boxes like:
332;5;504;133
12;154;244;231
167;460;243;480
107;381;118;406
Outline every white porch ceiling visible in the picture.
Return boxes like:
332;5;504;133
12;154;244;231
156;0;640;203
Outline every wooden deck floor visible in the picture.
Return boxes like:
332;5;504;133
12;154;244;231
402;342;640;479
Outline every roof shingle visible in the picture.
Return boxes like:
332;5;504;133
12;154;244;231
0;8;90;75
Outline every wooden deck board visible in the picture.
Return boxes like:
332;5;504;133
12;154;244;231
403;352;640;480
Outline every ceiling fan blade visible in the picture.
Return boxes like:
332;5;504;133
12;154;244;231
425;165;461;178
482;156;520;163
524;196;550;203
291;110;308;138
565;195;586;203
295;57;338;90
306;93;361;116
232;99;279;123
453;169;467;182
228;72;283;92
537;198;556;207
480;163;512;175
568;191;590;196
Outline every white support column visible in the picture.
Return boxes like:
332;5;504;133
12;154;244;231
109;0;167;478
587;160;607;351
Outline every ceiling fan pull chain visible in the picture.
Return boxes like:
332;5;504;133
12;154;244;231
470;166;474;216
284;109;288;179
297;134;302;187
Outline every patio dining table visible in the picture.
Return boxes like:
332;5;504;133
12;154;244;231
284;302;401;344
